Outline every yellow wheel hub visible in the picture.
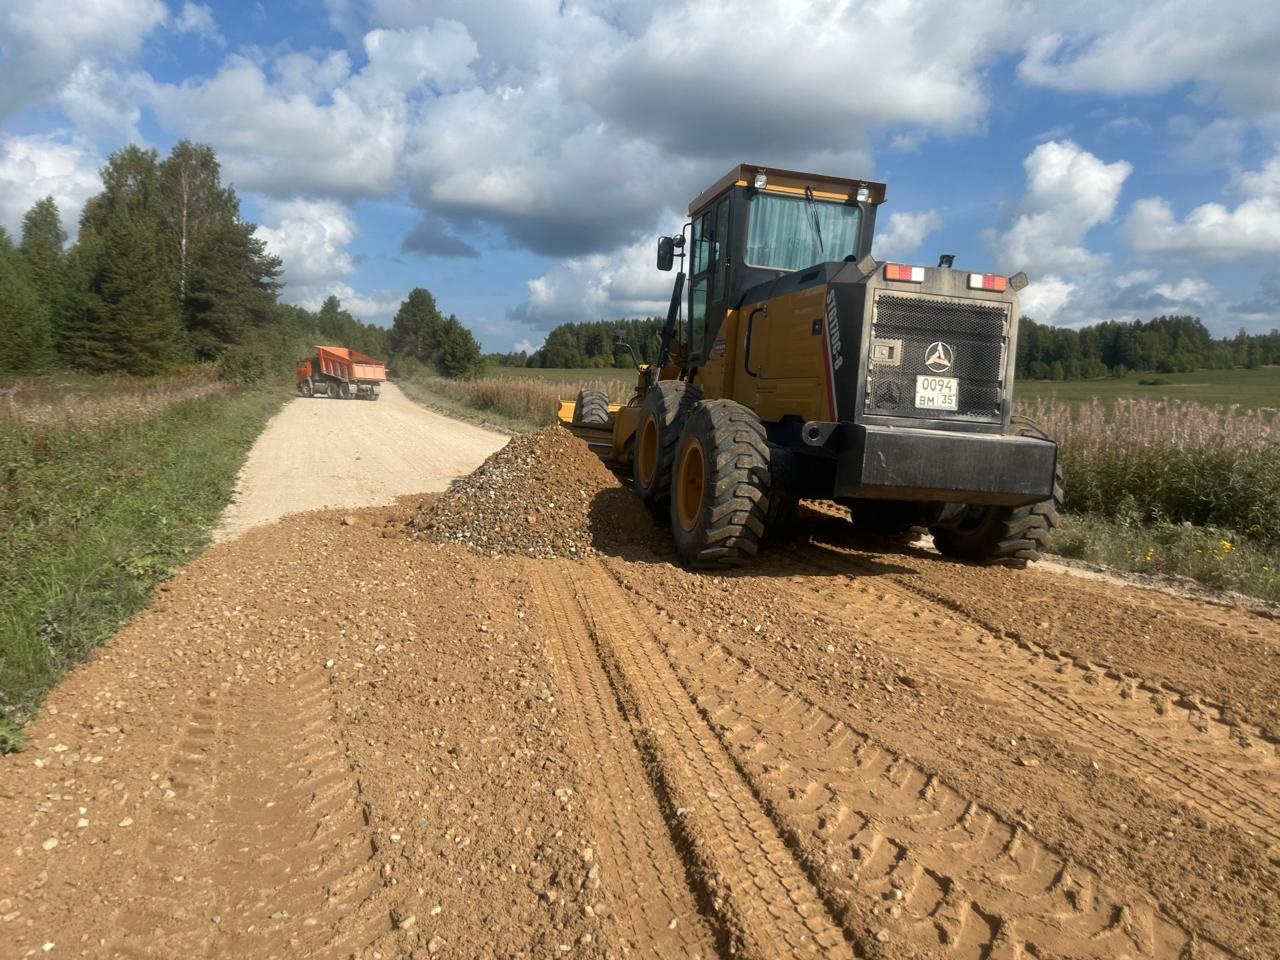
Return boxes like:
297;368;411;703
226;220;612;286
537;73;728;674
676;439;705;532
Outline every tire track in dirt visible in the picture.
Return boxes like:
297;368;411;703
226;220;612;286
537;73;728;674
103;688;230;958
105;668;389;958
556;561;851;957
785;545;1280;844
532;572;720;958
604;560;1230;959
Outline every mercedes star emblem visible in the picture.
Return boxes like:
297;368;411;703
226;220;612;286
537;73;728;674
924;341;954;373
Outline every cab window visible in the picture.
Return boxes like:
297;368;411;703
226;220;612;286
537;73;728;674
745;193;861;271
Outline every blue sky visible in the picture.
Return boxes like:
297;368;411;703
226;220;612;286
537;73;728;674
3;1;1279;352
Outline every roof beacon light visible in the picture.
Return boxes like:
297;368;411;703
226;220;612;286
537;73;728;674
753;170;768;189
968;273;1007;292
856;186;870;202
884;263;924;283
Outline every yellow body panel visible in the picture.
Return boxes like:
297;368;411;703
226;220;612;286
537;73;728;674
556;400;643;467
699;284;834;424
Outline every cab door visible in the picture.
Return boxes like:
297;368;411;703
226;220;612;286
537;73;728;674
687;197;731;367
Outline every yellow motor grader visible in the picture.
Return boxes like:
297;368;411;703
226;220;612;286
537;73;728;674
558;163;1061;569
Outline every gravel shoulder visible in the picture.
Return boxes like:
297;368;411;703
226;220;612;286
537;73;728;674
214;382;505;543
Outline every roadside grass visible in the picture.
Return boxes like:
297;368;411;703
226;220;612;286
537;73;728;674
400;373;630;432
483;365;636;388
0;377;284;744
1052;515;1279;603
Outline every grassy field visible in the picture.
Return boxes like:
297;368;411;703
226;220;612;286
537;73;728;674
1013;366;1280;411
490;364;1280;412
0;374;284;748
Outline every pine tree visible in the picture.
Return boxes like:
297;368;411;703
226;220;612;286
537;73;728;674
19;196;66;309
63;146;190;372
0;226;55;372
185;219;281;359
389;288;443;361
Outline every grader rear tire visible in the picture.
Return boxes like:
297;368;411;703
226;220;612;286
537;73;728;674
670;400;771;569
573;388;610;426
929;419;1063;566
633;381;701;518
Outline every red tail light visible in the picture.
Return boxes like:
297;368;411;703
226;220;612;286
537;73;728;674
968;273;1007;292
883;263;924;282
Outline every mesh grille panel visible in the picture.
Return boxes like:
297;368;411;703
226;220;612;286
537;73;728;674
866;293;1008;422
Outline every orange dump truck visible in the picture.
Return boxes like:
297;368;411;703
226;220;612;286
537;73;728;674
296;346;387;400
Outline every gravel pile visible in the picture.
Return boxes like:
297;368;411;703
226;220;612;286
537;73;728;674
410;427;654;558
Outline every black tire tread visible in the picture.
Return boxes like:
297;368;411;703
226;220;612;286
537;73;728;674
573;388;610;426
633;380;701;517
671;400;771;569
930;418;1063;567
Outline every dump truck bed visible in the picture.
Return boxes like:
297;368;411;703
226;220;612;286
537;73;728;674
313;345;386;383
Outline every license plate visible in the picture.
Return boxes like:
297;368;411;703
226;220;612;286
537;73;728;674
915;375;958;410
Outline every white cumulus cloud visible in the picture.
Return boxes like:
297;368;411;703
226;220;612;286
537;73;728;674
873;211;942;261
988;140;1132;277
0;0;166;120
0;133;101;239
1123;152;1280;258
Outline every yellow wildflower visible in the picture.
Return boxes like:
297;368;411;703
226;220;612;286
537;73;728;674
1219;539;1233;552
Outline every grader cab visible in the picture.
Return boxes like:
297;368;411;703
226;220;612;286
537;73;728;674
558;163;1061;570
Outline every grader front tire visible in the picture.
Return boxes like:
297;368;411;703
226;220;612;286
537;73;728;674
633;381;701;518
670;400;771;569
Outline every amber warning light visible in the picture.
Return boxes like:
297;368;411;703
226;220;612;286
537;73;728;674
968;273;1007;292
883;263;924;283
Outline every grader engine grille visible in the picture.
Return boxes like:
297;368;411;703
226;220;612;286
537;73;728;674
865;292;1008;422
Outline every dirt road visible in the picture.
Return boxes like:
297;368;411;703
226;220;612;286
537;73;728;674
2;422;1276;959
214;383;505;542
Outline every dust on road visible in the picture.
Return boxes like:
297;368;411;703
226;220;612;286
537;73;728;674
214;382;506;543
2;421;1276;959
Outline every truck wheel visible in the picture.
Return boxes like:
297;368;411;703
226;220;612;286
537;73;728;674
572;388;610;426
929;420;1062;567
670;400;771;569
326;381;338;399
339;382;352;400
371;384;381;401
300;380;313;398
633;381;701;518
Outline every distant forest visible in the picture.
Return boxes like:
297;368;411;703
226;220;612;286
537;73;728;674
493;314;1279;380
0;140;480;382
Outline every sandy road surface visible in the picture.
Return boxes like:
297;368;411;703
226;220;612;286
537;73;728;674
2;424;1277;959
214;382;505;542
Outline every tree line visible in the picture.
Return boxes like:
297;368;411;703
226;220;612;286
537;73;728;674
1016;315;1280;381
493;313;1278;379
487;318;665;369
0;140;483;383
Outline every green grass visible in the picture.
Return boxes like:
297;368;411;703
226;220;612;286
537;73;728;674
398;376;540;433
1014;366;1280;412
1052;515;1279;603
483;365;637;388
0;382;284;742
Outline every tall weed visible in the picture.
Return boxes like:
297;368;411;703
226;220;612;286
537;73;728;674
1019;397;1280;546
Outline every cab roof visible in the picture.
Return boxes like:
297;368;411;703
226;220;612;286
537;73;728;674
688;163;887;215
